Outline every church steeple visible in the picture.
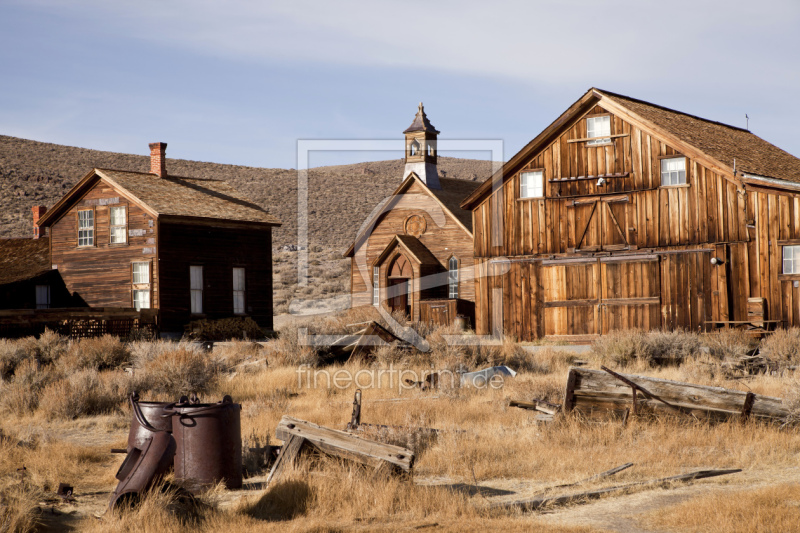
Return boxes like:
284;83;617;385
403;103;440;189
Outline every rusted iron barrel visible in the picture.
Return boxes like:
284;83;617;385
170;395;242;492
127;393;173;451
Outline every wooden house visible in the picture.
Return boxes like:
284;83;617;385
461;88;800;341
0;209;72;311
34;143;281;334
346;105;481;326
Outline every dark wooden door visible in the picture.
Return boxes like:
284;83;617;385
388;278;409;316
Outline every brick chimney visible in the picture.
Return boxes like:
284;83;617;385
32;206;47;239
149;142;167;178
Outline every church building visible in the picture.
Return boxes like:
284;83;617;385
345;105;481;326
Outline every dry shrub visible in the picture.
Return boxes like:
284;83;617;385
0;338;29;380
187;317;264;341
591;329;650;366
266;331;320;368
60;334;130;371
129;339;199;369
139;348;217;395
702;327;755;360
0;359;59;415
646;329;702;363
759;327;800;363
0;330;68;380
0;478;43;533
37;369;127;420
212;341;264;373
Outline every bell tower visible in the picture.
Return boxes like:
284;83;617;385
403;102;440;189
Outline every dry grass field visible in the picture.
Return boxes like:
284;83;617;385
1;313;799;532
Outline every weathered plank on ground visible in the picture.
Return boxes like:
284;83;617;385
563;367;788;421
492;469;741;512
276;416;414;472
266;433;305;485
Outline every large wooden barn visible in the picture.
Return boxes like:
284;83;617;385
461;88;800;341
346;104;481;326
33;143;281;334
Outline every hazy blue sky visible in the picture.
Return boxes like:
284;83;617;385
1;0;798;169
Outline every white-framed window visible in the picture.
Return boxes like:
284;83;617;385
783;246;800;274
132;262;149;284
190;265;203;314
78;209;94;246
109;206;127;244
35;285;50;309
520;170;544;199
133;289;150;310
373;266;380;306
586;115;611;145
448;257;459;299
661;157;687;186
233;267;245;314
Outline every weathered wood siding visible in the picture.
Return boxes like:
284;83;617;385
158;222;274;332
470;105;798;338
350;180;475;320
50;178;158;308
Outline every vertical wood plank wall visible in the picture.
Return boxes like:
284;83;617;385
472;105;800;337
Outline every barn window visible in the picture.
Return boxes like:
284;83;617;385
133;290;150;310
661;157;687;186
373;266;380;306
190;265;203;314
520;171;544;199
233;267;246;314
109;206;127;244
78;209;94;246
35;285;50;309
783;246;800;274
586;115;611;145
448;257;459;298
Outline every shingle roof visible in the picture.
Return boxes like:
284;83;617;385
0;238;51;285
394;235;440;266
404;103;440;134
96;169;281;225
598;89;800;183
430;178;481;231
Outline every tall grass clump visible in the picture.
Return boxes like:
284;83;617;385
138;348;217;396
702;327;755;360
0;359;60;415
0;478;43;533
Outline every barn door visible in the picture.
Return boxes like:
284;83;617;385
542;260;600;336
599;256;661;333
571;197;630;251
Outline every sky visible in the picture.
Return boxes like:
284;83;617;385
1;0;798;169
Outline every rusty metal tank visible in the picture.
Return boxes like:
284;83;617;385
127;392;173;451
170;395;242;492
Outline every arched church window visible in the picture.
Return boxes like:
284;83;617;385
448;256;459;299
410;139;420;156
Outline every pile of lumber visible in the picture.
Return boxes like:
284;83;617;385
563;366;789;422
320;321;409;363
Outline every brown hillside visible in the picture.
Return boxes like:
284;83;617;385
0;135;492;249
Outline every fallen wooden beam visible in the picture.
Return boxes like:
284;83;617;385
542;462;634;492
563;367;788;422
509;399;561;416
492;469;741;512
275;416;414;472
